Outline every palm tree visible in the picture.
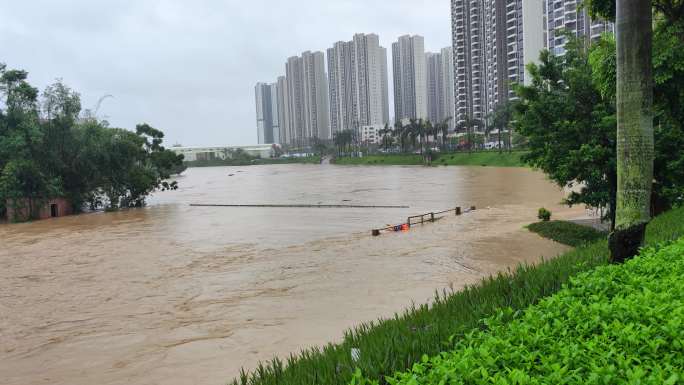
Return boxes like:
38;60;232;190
393;121;405;152
438;117;453;151
488;102;513;153
610;0;654;263
424;120;435;151
456;115;482;152
379;123;393;152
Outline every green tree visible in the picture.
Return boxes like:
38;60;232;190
0;63;182;219
456;115;482;152
488;102;514;153
514;39;618;227
436;117;452;151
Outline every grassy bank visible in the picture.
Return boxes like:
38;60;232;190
231;207;684;385
184;156;320;168
527;220;608;247
333;151;526;167
370;237;684;384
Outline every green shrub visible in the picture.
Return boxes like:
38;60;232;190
372;238;684;384
528;221;607;247
538;207;551;221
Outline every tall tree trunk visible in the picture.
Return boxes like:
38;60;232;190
610;0;654;263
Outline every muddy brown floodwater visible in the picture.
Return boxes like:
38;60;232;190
0;164;585;385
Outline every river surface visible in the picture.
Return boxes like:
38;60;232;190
0;164;584;385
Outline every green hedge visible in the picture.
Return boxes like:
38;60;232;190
528;221;607;247
368;238;684;384
230;207;684;385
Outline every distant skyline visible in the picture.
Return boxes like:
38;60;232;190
1;0;451;146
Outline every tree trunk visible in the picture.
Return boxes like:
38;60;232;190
609;0;654;263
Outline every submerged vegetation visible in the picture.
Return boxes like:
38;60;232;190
0;63;183;220
332;151;526;167
185;154;320;167
364;238;684;384
528;221;607;247
230;207;684;385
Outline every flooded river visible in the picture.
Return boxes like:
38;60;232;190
0;164;584;385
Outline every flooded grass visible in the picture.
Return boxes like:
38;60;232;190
527;220;608;247
230;206;684;385
333;151;526;167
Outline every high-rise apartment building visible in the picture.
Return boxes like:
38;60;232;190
254;82;278;144
426;47;456;128
543;0;614;56
284;51;330;145
276;76;290;144
392;35;428;123
451;0;543;127
327;33;389;134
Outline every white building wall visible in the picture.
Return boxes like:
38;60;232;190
522;0;544;85
392;35;427;122
327;33;389;133
255;83;266;144
412;35;428;120
276;76;290;144
440;47;456;128
379;46;390;125
269;83;280;144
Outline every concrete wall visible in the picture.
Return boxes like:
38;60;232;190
6;198;73;222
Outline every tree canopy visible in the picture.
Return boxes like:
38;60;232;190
514;8;684;227
0;63;184;220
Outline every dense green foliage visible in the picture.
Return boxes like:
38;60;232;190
528;221;608;247
0;63;183;219
514;38;618;225
333;152;526;167
537;208;551;222
515;6;684;225
231;207;684;385
364;237;684;385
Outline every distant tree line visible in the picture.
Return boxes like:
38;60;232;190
0;63;185;221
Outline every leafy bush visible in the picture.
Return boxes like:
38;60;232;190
538;207;552;221
370;238;684;384
528;220;607;247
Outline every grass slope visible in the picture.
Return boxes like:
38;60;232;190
528;221;608;247
372;238;684;384
230;207;684;385
333;152;526;167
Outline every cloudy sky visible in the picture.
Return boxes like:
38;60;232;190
2;1;451;146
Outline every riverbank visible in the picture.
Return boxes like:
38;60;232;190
373;234;684;384
231;206;684;385
332;151;527;167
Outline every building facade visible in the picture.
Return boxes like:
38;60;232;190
357;124;384;145
254;82;278;144
451;0;544;128
327;33;389;135
172;145;275;162
426;47;456;128
284;51;330;145
276;76;290;144
392;35;428;123
543;0;614;56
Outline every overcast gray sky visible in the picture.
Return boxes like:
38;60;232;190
1;0;451;146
